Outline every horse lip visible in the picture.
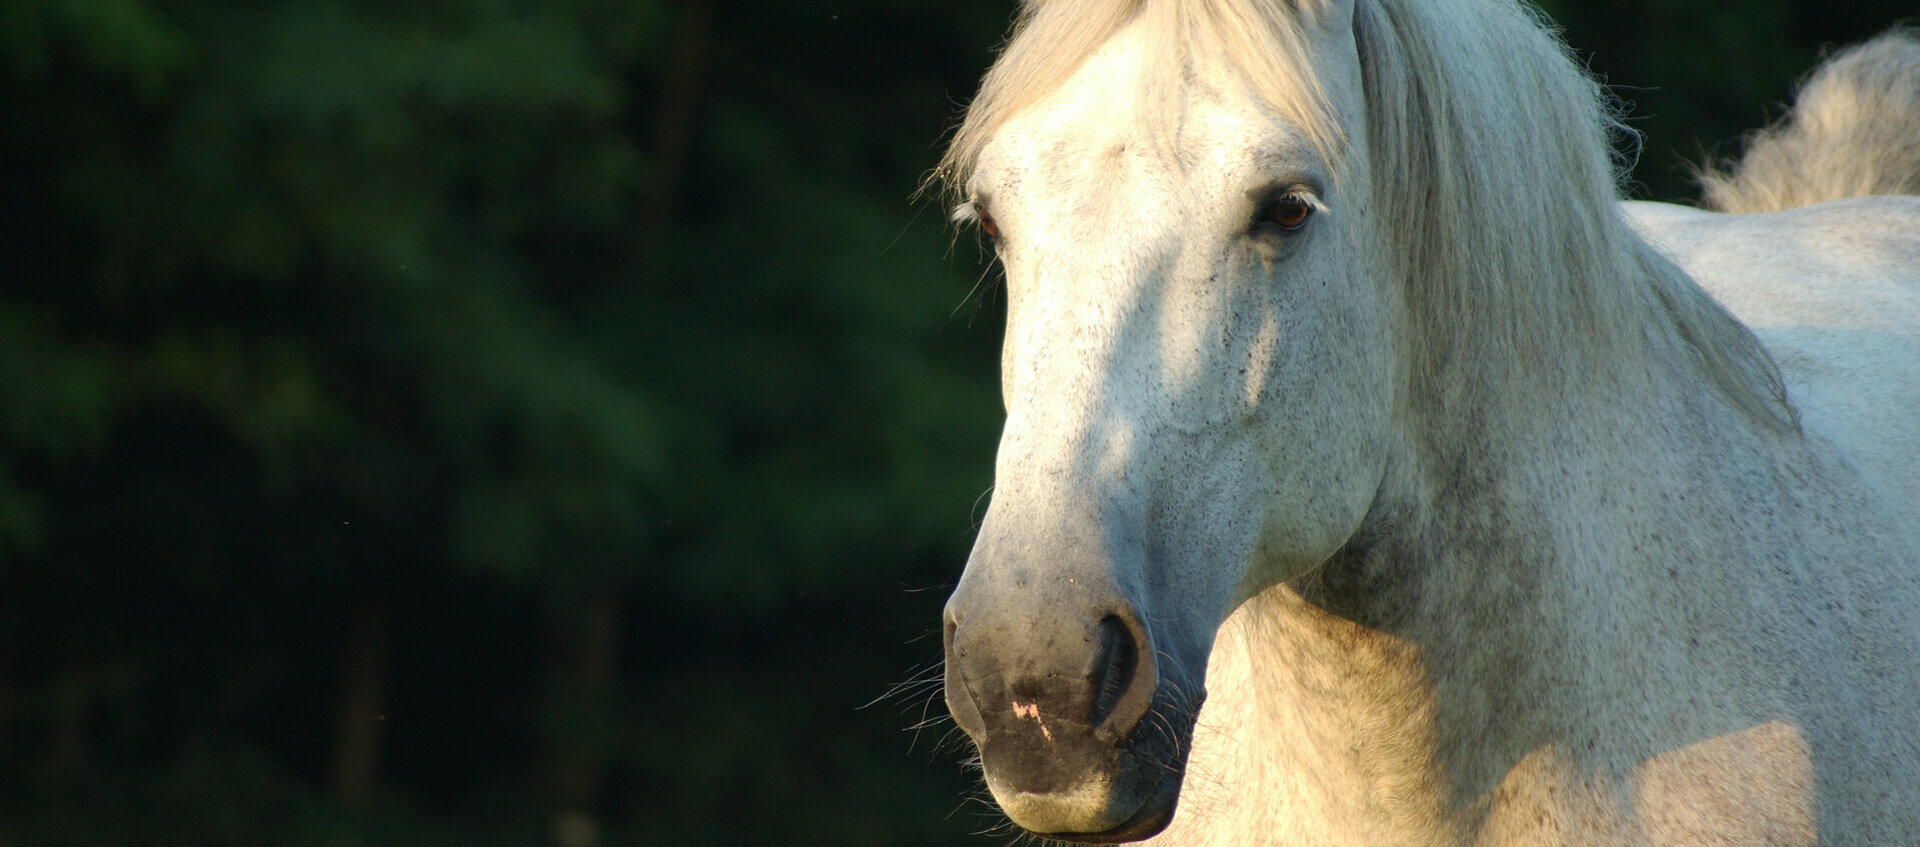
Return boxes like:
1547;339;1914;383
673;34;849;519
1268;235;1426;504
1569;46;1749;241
1034;766;1182;844
1026;683;1205;843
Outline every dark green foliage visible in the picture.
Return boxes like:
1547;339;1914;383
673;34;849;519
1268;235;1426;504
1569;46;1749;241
0;0;1908;844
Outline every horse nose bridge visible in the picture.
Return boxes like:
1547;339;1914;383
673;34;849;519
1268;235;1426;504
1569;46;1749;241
992;406;1164;521
1003;258;1181;432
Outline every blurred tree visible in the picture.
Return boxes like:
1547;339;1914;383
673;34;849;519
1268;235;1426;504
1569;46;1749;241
0;0;1005;842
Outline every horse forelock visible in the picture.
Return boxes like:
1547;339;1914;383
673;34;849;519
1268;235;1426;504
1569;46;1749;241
933;0;1342;199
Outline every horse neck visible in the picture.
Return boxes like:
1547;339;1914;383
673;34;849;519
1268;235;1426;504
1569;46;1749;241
1193;368;1813;842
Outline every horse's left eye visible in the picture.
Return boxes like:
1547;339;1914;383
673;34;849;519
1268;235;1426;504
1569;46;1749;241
1261;194;1314;231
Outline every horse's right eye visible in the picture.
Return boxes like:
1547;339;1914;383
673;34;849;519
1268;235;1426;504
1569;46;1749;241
1261;194;1313;231
979;211;1001;241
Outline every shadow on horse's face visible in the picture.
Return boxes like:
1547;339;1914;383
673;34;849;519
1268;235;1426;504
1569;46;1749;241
941;2;1394;841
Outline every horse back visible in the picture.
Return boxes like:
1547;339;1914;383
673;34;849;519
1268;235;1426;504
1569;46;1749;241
1626;196;1920;532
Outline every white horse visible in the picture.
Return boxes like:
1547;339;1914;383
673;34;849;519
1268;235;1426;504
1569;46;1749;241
935;0;1920;843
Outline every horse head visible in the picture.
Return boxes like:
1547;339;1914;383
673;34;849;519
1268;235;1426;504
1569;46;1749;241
939;0;1394;839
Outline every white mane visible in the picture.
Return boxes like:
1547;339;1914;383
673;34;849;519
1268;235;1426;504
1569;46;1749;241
938;0;1347;189
939;0;1794;433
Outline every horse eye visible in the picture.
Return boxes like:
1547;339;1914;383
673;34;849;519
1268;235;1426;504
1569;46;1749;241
1261;194;1313;231
979;211;1001;240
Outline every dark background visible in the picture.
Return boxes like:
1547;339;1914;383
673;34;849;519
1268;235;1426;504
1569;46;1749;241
0;1;1910;844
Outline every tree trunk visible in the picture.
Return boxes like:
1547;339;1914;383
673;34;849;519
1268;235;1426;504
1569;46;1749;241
331;597;389;809
548;582;622;846
638;0;713;250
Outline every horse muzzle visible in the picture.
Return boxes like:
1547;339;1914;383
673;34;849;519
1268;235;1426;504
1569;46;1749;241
943;577;1203;842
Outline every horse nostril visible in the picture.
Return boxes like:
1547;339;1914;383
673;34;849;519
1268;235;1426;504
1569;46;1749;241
1091;613;1152;739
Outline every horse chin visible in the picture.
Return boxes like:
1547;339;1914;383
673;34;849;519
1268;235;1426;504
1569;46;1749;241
1029;766;1183;844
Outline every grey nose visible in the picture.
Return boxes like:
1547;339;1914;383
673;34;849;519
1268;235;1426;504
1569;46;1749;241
943;602;1159;793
